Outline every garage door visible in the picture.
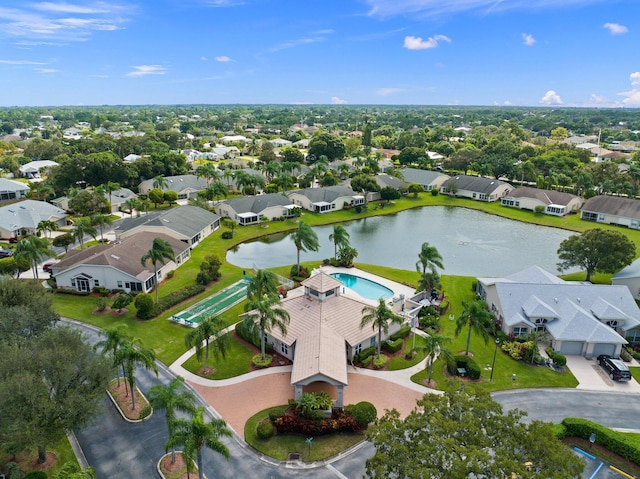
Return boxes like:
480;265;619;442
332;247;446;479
559;341;583;355
592;343;616;357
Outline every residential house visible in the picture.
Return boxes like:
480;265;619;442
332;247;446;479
612;258;640;305
215;193;297;225
399;168;449;192
107;187;138;214
0;200;67;240
269;138;292;148
351;174;408;201
288;185;364;213
53;231;190;293
441;175;512;202
0;178;30;201
115;205;220;247
501;187;583;216
123;154;142;163
581;195;640;229
138;174;208;200
19;160;59;179
477;266;640;357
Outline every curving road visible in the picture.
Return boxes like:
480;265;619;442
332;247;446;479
68;319;640;479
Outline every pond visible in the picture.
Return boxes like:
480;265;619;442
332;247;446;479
226;206;577;278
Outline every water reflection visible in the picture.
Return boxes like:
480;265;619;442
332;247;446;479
227;207;576;277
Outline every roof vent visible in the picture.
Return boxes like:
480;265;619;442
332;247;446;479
554;298;558;303
110;254;120;260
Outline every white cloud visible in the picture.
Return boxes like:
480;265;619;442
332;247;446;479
377;87;403;96
403;34;451;50
215;55;232;62
125;65;167;77
630;72;640;86
200;56;208;61
32;2;110;14
269;33;330;52
0;59;48;65
539;90;563;105
618;72;640;106
603;22;628;35
201;0;245;6
34;67;58;73
331;96;348;104
522;33;535;46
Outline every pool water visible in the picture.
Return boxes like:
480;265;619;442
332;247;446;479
331;273;393;300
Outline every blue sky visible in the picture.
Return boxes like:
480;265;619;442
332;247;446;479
0;0;639;107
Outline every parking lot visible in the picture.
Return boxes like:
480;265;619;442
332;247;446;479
575;447;636;479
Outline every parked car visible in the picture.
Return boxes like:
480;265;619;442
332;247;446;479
43;262;57;273
0;249;13;258
597;354;631;381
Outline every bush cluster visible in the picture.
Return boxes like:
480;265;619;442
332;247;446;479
562;417;640;465
382;338;403;353
545;347;567;366
221;231;233;239
135;285;206;319
273;409;363;436
252;354;272;368
235;321;273;352
196;255;222;285
447;355;481;380
289;264;309;279
344;401;377;426
372;354;388;369
92;286;109;296
256;419;275;439
389;326;411;341
353;345;377;365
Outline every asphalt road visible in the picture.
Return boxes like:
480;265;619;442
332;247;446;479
69;319;640;479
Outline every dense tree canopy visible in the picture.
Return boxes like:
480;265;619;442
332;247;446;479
307;132;346;161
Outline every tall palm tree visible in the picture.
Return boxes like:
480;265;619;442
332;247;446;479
244;271;290;360
36;219;57;238
417;270;441;294
360;298;403;359
139;197;152;215
292;221;319;275
95;324;131;388
205;180;228;204
14;235;52;279
91;214;112;242
141;237;175;304
184;315;230;374
455;299;493;356
148;376;196;465
153;175;169;190
416;242;444;275
329;224;350;258
222;168;235;187
419;333;452;386
124;197;139;217
104;181;121;205
73;218;97;250
167;407;231;479
274;174;295;195
52;462;96;479
195;163;220;186
115;336;158;411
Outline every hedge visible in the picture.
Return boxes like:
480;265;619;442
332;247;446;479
354;345;377;364
235;321;273;353
545;347;567;366
345;401;377;426
447;355;481;380
382;337;403;353
389;326;411;341
156;284;206;314
562;417;640;465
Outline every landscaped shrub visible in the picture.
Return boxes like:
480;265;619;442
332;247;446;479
345;401;377;426
112;293;132;312
289;264;309;279
389;326;411;341
272;408;362;436
382;337;403;353
252;354;272;368
534;205;545;214
221;231;233;239
235;320;273;352
361;356;373;368
196;255;222;285
430;188;439;196
134;293;155;320
296;392;334;417
372;354;388;369
5;462;20;479
545;347;567;367
95;297;108;312
257;419;275;439
439;300;450;315
620;348;633;362
24;472;48;479
354;345;377;364
156;285;206;314
562;417;640;465
447;355;481;380
138;404;152;420
92;286;109;296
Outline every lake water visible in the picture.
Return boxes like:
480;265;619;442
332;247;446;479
226;206;576;278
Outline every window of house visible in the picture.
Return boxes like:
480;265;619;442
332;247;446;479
513;327;528;336
354;344;362;355
370;337;376;347
94;280;100;287
117;281;123;288
71;279;76;287
281;343;288;355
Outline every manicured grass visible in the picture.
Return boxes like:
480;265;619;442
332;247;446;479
630;366;640;383
244;406;364;462
388;334;429;370
0;435;79;477
181;333;253;379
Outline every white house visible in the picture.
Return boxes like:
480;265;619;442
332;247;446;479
0;178;30;201
53;231;191;293
501;187;583;216
441;175;512;202
477;266;640;357
399;168;450;192
215;193;297;225
19;160;59;179
0;200;68;240
138;174;208;200
581;195;640;229
288;185;364;213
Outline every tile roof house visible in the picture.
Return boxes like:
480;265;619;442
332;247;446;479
580;195;640;229
53;231;191;294
115;205;220;246
399;168;450;192
215;193;297;225
441;175;512;202
138;174;208;199
0;178;30;201
501;187;583;216
288;185;364;213
477;266;640;357
0;200;67;240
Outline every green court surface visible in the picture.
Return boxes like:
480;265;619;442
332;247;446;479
171;279;248;326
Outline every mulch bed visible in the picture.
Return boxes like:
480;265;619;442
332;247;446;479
108;378;148;420
232;332;292;370
160;453;194;479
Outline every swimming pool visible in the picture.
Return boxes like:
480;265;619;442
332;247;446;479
331;273;394;300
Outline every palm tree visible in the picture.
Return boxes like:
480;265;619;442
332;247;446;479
95;324;131;389
416;242;444;275
139;197;152;215
91;214;112;242
419;333;452;386
36;219;57;238
104;181;121;205
233;170;250;194
222;168;235;187
52;462;96;479
195;163;220;186
141;237;175;304
417;270;441;294
205;180;228;204
115;336;158;411
153;175;169;190
167;407;231;479
291;221;319;275
360;298;403;359
329;224;350;258
73;218;97;250
455;299;493;356
148;376;196;464
184;315;230;374
274;174;295;195
244;270;290;360
123;197;139;217
14;235;52;279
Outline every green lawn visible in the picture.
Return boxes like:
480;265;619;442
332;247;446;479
244;406;364;462
181;332;254;379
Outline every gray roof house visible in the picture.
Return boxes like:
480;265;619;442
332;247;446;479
581;195;640;229
138;174;208;199
441;175;512;202
288;185;364;213
501;187;583;216
0;178;30;201
19;160;59;179
477;266;640;357
399;168;450;192
612;258;640;303
53;231;191;294
107;187;138;214
215;193;297;225
0;200;68;240
115;205;220;246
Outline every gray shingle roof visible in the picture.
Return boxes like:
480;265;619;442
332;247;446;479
139;174;208;193
506;187;581;206
582;195;640;219
116;205;219;239
290;185;357;202
400;168;448;185
442;175;511;194
0;178;30;192
0;200;67;230
221;193;292;214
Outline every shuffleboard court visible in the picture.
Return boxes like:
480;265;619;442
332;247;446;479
171;279;248;327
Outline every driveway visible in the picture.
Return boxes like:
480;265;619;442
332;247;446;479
564;355;640;393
